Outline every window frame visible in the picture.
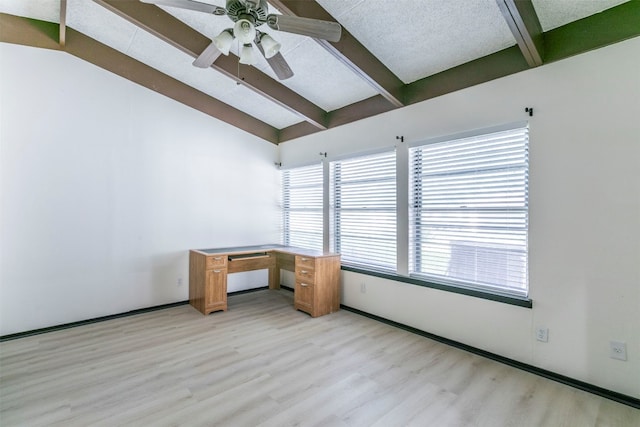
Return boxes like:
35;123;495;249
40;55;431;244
408;124;530;298
279;122;532;308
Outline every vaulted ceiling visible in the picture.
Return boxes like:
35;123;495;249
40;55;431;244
1;0;639;144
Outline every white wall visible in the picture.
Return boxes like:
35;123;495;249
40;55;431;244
280;37;640;398
0;43;280;335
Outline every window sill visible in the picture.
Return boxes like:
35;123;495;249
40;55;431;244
340;265;533;308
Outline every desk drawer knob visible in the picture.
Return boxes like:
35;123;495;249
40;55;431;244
214;257;222;260
300;283;309;287
301;270;308;274
301;257;308;261
213;270;221;273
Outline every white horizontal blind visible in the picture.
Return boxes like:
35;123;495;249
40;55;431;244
282;163;323;251
409;127;529;296
331;151;396;271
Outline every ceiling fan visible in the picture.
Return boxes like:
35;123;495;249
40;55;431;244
140;0;342;80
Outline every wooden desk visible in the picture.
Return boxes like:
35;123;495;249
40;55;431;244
189;245;341;317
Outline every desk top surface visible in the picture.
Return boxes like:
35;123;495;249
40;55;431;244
192;244;338;258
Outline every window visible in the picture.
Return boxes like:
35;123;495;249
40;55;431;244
409;127;529;297
330;151;396;272
280;124;530;304
282;163;323;251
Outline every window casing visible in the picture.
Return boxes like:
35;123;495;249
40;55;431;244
282;163;323;251
409;126;529;297
330;151;396;272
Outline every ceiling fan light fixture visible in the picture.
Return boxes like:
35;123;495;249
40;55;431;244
143;0;343;80
259;33;281;59
239;43;257;65
212;29;234;55
234;19;256;44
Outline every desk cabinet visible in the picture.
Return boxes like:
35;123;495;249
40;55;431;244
190;251;228;315
294;254;340;317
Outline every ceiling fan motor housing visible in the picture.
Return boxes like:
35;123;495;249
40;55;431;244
226;0;269;25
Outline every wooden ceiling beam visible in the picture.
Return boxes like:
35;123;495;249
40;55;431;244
279;94;398;142
279;122;322;142
269;0;405;108
405;46;530;105
327;95;397;129
0;13;61;50
97;0;328;130
543;1;640;64
496;0;544;67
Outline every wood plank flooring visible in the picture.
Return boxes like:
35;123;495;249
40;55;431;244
1;290;638;426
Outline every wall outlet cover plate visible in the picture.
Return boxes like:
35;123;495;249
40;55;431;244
536;327;549;342
609;341;627;361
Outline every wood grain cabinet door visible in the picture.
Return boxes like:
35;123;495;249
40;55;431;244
294;281;314;315
206;268;227;311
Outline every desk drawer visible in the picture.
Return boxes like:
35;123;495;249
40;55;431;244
206;255;227;269
295;266;315;283
295;255;316;269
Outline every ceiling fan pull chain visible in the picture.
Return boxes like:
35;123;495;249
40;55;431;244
236;37;242;85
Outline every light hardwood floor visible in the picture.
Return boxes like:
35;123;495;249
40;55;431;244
1;290;638;426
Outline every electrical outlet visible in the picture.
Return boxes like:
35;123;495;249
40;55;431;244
610;341;627;361
536;327;549;343
177;277;183;287
360;282;366;293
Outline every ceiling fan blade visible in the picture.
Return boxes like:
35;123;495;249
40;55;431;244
265;52;295;80
140;0;226;15
193;41;222;68
255;39;294;80
266;14;341;42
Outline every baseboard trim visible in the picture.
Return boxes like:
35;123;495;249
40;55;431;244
0;286;273;342
0;300;189;342
340;304;640;409
228;286;270;296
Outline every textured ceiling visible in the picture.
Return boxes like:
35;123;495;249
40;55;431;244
0;0;60;22
532;0;630;31
317;0;516;84
0;0;635;143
